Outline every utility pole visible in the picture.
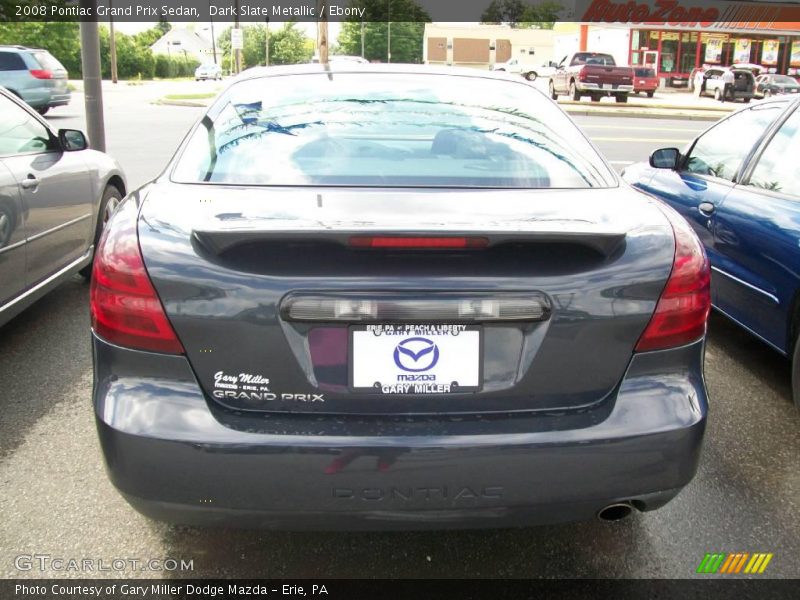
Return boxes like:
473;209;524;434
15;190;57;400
265;17;270;66
387;0;391;63
209;0;218;64
317;1;329;65
234;0;241;74
79;17;106;152
361;19;365;58
108;0;118;83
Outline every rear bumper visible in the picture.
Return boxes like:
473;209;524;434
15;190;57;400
93;335;708;530
48;91;71;107
578;83;633;93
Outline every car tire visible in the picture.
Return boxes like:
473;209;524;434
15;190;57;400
80;185;123;279
714;87;722;101
793;337;800;410
764;89;772;98
36;106;49;115
743;97;751;103
569;81;580;101
615;94;628;103
524;71;537;81
549;80;558;100
647;90;655;98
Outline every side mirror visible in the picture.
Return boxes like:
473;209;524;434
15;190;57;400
58;129;88;152
649;147;680;170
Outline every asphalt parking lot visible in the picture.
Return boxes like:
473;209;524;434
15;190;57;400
0;83;798;579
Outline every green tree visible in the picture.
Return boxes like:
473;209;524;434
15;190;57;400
337;0;431;63
218;22;312;69
0;22;82;75
481;0;563;29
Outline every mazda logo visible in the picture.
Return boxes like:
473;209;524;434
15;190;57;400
393;337;440;372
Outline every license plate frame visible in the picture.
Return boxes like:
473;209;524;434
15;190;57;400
349;324;483;394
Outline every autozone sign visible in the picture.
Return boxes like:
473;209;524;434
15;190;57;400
582;0;719;26
580;0;800;29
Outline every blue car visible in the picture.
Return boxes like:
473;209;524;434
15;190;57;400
623;96;800;409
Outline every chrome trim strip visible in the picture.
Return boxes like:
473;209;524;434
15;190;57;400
711;266;780;304
0;247;92;314
0;238;25;255
26;213;92;244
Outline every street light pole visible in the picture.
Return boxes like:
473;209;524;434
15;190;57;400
387;0;391;63
79;18;106;152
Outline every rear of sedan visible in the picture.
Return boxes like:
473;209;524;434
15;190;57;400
91;66;710;530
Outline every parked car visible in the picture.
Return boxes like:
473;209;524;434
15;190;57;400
755;74;800;98
549;52;634;103
695;67;755;102
622;96;800;409
492;58;556;81
0;45;71;115
92;64;709;530
0;88;125;327
195;62;222;81
633;67;658;97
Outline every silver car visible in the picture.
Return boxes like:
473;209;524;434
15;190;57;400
194;62;222;81
0;88;126;327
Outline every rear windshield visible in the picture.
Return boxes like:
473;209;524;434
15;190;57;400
32;51;65;72
634;68;655;77
571;53;616;66
172;72;614;188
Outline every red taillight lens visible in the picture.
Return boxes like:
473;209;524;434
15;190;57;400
90;201;184;354
29;69;52;79
349;236;489;249
635;205;711;352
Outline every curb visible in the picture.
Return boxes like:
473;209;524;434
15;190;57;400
558;99;733;113
153;99;211;108
562;106;725;121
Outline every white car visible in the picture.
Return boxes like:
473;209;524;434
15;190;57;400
492;59;557;81
195;63;222;81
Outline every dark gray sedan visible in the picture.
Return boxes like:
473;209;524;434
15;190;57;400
91;65;710;530
0;87;125;327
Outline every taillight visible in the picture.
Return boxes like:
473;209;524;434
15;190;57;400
635;204;711;352
578;70;588;82
349;236;489;249
29;69;52;79
90;200;184;354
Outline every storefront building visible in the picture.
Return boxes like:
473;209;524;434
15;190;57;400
629;25;800;86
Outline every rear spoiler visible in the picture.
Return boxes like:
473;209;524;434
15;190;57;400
192;229;627;258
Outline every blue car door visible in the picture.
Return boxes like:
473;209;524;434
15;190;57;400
636;103;785;285
711;105;800;355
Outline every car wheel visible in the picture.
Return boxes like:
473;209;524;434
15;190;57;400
764;89;772;98
524;71;537;81
80;185;123;279
647;90;655;98
569;81;580;101
36;106;49;115
793;337;800;410
743;97;751;103
714;87;722;101
549;80;558;100
615;94;628;103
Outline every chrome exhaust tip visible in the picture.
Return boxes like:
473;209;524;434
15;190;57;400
597;502;634;522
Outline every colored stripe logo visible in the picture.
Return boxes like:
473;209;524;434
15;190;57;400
697;553;773;574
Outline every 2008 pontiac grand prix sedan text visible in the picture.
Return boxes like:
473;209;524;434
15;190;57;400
91;65;710;529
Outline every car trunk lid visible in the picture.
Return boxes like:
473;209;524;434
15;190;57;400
137;182;674;415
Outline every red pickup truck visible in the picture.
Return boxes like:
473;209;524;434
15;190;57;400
549;52;634;103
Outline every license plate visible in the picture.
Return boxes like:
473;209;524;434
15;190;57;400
350;324;482;394
603;83;613;90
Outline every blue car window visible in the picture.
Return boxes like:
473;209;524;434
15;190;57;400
684;104;782;181
747;108;800;197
